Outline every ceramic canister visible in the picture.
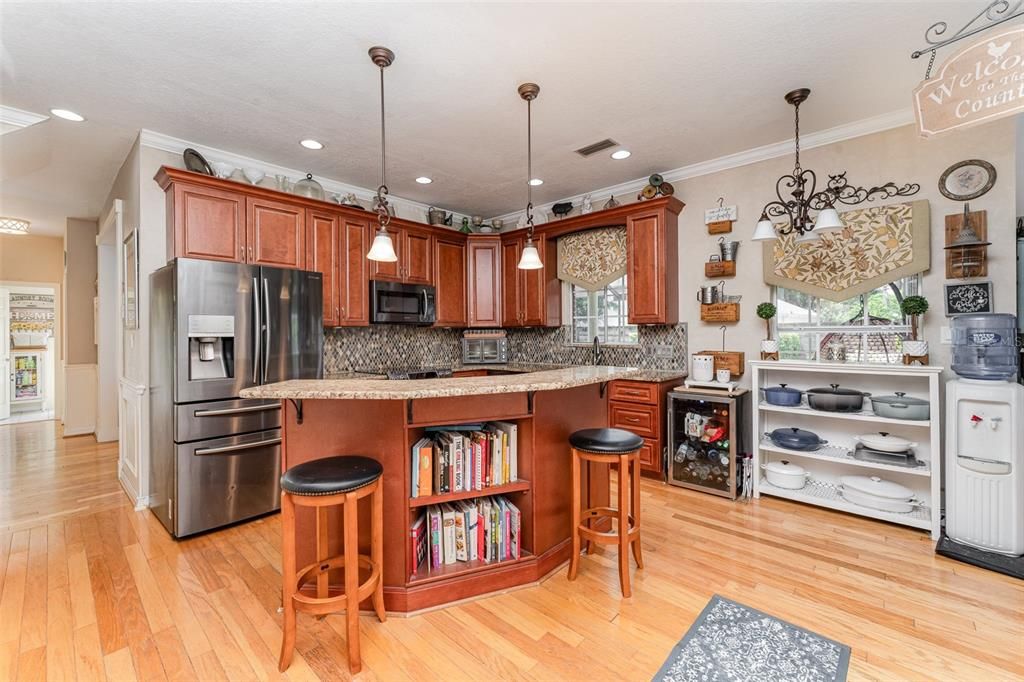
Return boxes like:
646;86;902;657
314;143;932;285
692;354;716;382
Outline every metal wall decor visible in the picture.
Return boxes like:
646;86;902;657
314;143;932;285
752;89;920;240
939;160;997;201
911;1;1024;64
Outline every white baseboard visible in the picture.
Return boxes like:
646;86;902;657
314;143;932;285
63;364;97;436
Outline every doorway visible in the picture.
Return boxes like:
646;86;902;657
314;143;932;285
0;283;59;425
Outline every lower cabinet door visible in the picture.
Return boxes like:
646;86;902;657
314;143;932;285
637;438;661;473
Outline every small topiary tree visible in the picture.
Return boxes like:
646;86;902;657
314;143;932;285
901;295;929;341
756;302;777;341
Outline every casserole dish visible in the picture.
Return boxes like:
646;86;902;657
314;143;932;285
761;460;808;490
870;392;930;421
854;432;917;453
762;384;803;407
806;384;870;412
839;475;918;513
765;427;827;451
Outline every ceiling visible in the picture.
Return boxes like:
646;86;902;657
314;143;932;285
0;1;976;236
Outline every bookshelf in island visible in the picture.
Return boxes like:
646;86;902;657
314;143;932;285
241;366;669;613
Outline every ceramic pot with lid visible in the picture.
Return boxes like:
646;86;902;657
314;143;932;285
691;354;715;382
761;460;808;490
806;384;870;412
871;392;930;421
762;384;803;407
292;173;325;200
839;475;918;513
765;427;827;451
854;432;917;453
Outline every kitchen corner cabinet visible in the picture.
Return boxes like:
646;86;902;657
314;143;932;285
306;209;370;327
608;378;679;478
500;234;559;328
370;225;434;285
434;236;468;327
247;197;305;268
467;236;502;328
627;206;678;325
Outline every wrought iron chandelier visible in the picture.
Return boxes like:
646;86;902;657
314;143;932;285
752;88;920;242
517;82;543;270
366;46;399;262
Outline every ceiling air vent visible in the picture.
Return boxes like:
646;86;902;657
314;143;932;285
574;138;618;157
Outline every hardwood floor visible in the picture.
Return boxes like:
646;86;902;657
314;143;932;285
1;420;1022;681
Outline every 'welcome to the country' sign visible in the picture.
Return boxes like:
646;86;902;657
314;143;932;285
914;26;1024;137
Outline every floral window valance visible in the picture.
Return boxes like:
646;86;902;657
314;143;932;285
557;227;627;291
762;200;930;302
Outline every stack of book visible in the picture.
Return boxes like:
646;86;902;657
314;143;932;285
410;422;518;498
409;495;522;576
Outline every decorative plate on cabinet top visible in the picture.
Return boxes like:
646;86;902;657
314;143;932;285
183;148;214;176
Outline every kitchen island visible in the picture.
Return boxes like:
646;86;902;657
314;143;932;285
241;365;683;612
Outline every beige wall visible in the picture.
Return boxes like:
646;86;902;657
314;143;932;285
64;217;98;365
0;233;64;284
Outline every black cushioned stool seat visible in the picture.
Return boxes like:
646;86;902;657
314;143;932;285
280;455;383;496
569;428;644;455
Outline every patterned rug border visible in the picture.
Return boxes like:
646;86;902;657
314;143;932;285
652;594;852;682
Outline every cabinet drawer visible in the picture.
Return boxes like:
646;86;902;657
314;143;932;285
608;381;658;405
609;401;658;438
638;438;660;470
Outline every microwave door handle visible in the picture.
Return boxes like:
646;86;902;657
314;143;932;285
252;277;261;384
263;276;271;385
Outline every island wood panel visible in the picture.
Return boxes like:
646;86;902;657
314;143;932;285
433;236;468;327
305;209;340;326
339;217;370;326
467;236;501;327
170;182;246;263
246;196;306;268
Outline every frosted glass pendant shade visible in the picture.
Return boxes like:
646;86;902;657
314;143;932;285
367;230;398;262
813;207;843;231
795;228;821;244
517;240;543;269
752;216;777;241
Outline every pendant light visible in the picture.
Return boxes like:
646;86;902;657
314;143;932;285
517;82;543;270
366;46;399;263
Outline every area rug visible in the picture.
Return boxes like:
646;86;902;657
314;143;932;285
653;595;851;682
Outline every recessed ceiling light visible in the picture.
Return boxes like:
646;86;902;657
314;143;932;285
49;108;85;122
299;139;324;150
610;149;631;160
415;176;432;184
529;178;544;186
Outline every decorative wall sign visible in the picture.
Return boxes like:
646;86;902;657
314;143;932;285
939;159;997;200
944;281;993;316
914;26;1024;137
9;294;55;334
763;200;931;302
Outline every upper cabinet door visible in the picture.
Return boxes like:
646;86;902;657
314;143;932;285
305;210;339;327
500;239;523;327
467;236;501;328
627;209;678;324
173;183;246;262
369;226;403;282
404;228;433;285
340;217;370;326
521;234;559;327
246;197;306;268
434;237;467;327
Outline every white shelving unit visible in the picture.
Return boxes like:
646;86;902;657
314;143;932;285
751;360;943;539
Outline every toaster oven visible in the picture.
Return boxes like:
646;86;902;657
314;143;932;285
462;331;508;364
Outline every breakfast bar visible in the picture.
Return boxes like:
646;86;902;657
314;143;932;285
241;365;682;612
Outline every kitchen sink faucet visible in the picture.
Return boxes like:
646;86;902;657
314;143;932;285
592;336;604;366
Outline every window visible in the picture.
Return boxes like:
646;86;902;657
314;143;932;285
570;275;638;345
775;276;921;364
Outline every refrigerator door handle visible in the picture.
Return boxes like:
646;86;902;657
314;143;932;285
252;276;261;384
194;437;282;456
262;276;271;385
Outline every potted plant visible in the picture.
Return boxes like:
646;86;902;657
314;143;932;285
901;295;929;357
756;302;778;354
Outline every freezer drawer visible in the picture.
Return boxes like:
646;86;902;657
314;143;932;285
172;429;282;537
175;397;281;442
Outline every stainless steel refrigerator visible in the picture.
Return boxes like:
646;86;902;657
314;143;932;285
149;258;323;538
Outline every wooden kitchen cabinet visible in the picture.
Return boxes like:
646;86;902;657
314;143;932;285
608;378;680;477
305;209;369;327
370;225;433;285
467;236;501;328
246;196;306;268
166;181;246;263
500;234;559;327
627;207;678;325
434;236;467;327
306;209;341;326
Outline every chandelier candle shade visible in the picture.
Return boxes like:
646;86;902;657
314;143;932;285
366;46;399;263
752;88;920;241
517;82;543;270
0;217;30;235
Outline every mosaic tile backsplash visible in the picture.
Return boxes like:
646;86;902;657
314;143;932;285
323;324;687;373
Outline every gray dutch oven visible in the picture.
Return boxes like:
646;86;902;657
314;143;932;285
870;392;930;421
806;384;870;412
765;427;827;451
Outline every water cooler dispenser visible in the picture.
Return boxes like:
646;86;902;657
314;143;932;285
944;313;1024;558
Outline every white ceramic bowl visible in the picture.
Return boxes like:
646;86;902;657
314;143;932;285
242;168;265;185
211;162;235;179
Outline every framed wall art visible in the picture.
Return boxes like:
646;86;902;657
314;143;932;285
944;281;992;317
938;160;996;201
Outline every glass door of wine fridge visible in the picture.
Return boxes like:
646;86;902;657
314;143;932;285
667;388;749;499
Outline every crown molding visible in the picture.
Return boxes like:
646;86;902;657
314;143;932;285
138;129;467;223
491;108;916;223
0;105;48;130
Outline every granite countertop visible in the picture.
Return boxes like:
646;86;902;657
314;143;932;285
241;365;682;400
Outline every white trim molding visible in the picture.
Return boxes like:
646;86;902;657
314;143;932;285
0;105;48;131
491;108;916;224
118;378;149;510
62;363;97;436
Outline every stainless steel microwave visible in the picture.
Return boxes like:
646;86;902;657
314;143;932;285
370;280;436;325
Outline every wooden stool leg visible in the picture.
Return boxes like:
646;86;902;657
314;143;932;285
343;491;362;673
568;448;581;581
278;493;297;672
371;481;386;623
316;506;329;600
617;453;631;599
630;455;644;569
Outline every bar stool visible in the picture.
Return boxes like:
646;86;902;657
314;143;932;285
567;428;644;598
278;455;385;674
